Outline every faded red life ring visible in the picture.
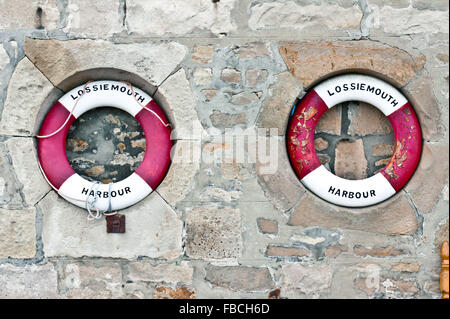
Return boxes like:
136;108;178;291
37;80;172;211
287;74;422;207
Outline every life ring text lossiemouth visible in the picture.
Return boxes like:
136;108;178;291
287;74;422;207
37;80;172;211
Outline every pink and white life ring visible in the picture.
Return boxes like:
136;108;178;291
287;74;422;207
37;80;172;211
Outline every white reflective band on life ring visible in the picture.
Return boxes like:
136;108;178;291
59;80;152;118
314;74;407;116
58;173;152;211
301;165;396;207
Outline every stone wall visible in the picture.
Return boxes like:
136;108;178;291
0;0;448;299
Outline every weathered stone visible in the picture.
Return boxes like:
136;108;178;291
61;261;122;298
347;102;392;136
258;72;302;136
246;69;268;87
205;265;274;291
391;263;420;273
256;138;305;211
126;262;193;284
153;286;195;299
192;45;214;63
25;38;187;88
6;138;51;205
0;58;55;136
404;73;443;140
289;193;418;235
238;43;271;59
0;0;59;30
353;245;407;257
314;138;329;151
280;41;425;88
256;218;278;234
249;1;362;33
221;68;241;83
0;207;36;258
64;0;122;37
386;279;420;296
281;263;332;295
231;91;259;105
372;144;394;156
335;139;368;180
406;144;449;213
67;139;89;152
370;5;449;36
193;68;212;86
0;263;58;299
185;207;241;259
324;244;347;258
156;69;204;139
40;191;183;259
316;105;342;135
202;89;218;102
126;0;237;36
266;245;310;257
210;110;246;129
85;165;105;177
156;140;200;206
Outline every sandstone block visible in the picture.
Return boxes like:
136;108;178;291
353;245;407;257
404;73;443;141
40;191;183;259
154;286;195;299
256;218;278;234
192;45;214;63
25;38;187;89
0;263;58;298
0;0;59;30
280;41;425;88
372;144;394;157
64;0;123;38
0;207;36;258
258;71;302;136
156;69;205;140
391;263;420;273
61;261;122;298
7;138;51;205
406;143;449;213
126;262;193;284
238;43;271;59
288;193;418;235
221;68;241;83
249;1;362;33
256;138;305;211
281;263;331;295
0;57;55;136
185;207;241;259
205;265;274;291
334;139;368;180
266;245;310;257
126;0;236;36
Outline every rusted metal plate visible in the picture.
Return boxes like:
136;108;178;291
106;214;125;233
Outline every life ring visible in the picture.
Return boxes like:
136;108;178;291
37;80;172;211
287;74;422;207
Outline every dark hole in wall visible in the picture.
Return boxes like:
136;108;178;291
35;7;44;29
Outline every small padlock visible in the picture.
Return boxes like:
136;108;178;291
106;214;125;233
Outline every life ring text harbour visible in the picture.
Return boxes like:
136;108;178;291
287;74;422;207
37;80;172;211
